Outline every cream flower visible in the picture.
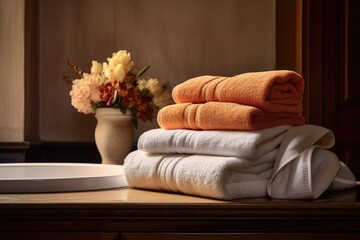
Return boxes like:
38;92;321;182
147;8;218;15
102;62;115;82
102;62;127;83
137;78;163;97
136;79;149;91
107;50;134;74
90;61;103;74
113;64;126;82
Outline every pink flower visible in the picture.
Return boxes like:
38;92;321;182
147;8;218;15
69;74;103;114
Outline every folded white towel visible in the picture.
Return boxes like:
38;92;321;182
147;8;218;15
267;125;356;199
124;149;278;200
328;162;357;192
138;125;291;159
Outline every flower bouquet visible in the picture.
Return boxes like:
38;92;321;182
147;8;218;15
67;50;172;128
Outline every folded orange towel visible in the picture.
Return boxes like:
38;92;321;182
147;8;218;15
157;102;305;131
172;70;304;113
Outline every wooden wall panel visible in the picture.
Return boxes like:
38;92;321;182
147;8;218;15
304;0;360;180
331;0;360;179
25;0;39;142
37;0;276;142
0;0;25;142
276;0;305;120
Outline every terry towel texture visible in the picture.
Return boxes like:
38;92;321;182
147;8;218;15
124;70;356;200
267;125;356;199
157;102;305;131
124;149;277;200
125;125;356;200
138;125;291;159
172;70;304;113
126;127;286;199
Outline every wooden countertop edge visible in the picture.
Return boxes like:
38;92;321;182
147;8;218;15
0;202;359;219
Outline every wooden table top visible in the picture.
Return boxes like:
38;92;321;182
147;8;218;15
0;185;359;233
0;184;359;210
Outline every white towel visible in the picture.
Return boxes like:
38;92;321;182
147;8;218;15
267;125;356;199
328;162;357;191
124;149;278;200
138;125;291;159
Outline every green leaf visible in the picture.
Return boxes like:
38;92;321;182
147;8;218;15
136;65;150;78
119;105;127;114
91;102;98;110
141;88;151;97
130;108;138;129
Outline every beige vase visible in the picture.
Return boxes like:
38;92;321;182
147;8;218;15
94;108;134;165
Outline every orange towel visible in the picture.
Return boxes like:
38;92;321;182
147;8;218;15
172;70;304;113
157;102;305;131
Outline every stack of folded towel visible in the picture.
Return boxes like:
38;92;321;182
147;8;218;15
158;70;305;130
124;70;356;200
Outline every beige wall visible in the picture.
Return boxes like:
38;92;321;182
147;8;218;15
0;0;25;142
1;0;275;143
38;0;275;142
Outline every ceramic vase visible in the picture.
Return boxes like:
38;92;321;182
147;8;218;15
94;108;134;165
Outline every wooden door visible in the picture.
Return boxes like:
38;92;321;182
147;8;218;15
303;0;360;179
